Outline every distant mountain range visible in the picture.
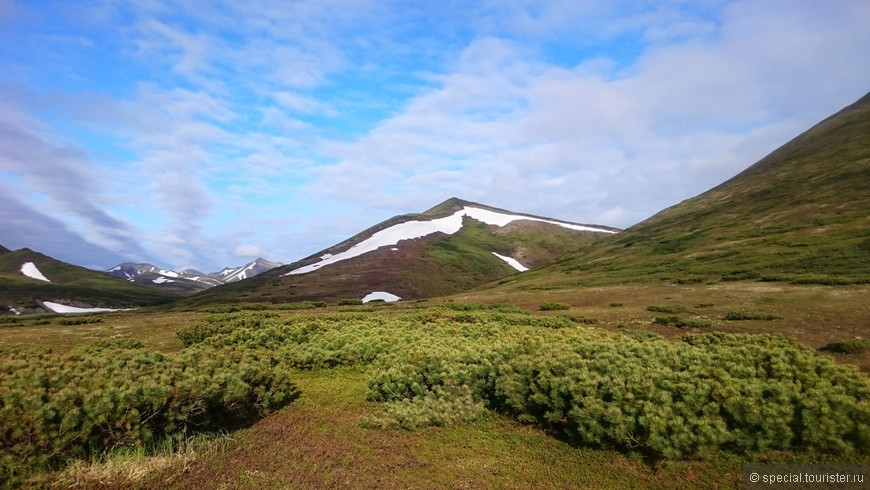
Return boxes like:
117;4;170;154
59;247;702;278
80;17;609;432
105;258;282;292
0;247;178;315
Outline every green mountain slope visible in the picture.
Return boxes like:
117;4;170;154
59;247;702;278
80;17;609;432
179;198;617;306
0;248;179;313
505;92;870;288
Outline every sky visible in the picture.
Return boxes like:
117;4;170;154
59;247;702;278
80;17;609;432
1;0;869;272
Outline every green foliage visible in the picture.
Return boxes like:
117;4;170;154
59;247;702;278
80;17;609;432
821;339;870;354
539;302;570;311
338;299;364;306
437;301;524;313
721;271;762;282
0;338;297;482
365;320;870;460
723;311;782;321
278;301;328;310
647;305;688;314
57;315;104;326
177;312;281;347
193;302;275;313
653;315;714;328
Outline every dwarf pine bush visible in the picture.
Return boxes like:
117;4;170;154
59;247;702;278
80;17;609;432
539;302;570;311
364;321;870;459
0;339;297;481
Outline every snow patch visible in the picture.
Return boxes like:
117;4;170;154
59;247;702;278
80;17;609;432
42;301;130;314
285;206;615;275
153;276;175;284
492;252;529;272
20;262;50;282
362;291;401;303
158;269;179;278
390;248;399;251
9;307;21;316
109;266;121;272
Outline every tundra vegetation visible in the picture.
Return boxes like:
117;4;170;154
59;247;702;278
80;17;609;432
3;298;869;487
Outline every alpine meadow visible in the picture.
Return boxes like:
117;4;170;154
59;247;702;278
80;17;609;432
1;91;870;488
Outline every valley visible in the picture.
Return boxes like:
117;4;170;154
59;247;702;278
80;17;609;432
1;92;869;488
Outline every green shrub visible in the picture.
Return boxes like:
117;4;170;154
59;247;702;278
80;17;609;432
723;311;782;321
278;301;327;310
0;340;296;481
338;298;364;306
721;271;761;281
653;315;713;328
647;305;688;314
539;302;570;311
195;302;274;313
438;302;523;313
821;339;870;354
366;327;870;460
57;315;103;326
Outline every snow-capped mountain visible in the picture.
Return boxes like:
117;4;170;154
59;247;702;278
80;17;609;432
180;198;620;306
217;258;283;283
105;258;282;292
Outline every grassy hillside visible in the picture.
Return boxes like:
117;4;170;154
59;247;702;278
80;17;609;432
506;92;870;288
0;248;179;312
178;199;612;306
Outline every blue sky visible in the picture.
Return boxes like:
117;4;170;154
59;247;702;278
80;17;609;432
2;0;869;271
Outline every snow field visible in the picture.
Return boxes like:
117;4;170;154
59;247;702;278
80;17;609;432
42;301;130;314
362;291;401;303
20;262;50;282
491;252;529;272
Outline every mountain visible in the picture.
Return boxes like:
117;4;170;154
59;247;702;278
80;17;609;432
498;91;870;289
105;258;282;292
179;198;618;306
216;258;283;283
0;248;178;315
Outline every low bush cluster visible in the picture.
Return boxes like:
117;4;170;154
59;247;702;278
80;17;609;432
57;316;103;326
367;328;870;460
723;311;782;321
647;305;688;314
0;338;296;482
821;339;870;355
653;315;714;328
539;302;570;311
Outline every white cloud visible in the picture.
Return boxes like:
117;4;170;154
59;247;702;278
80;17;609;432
234;244;264;258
